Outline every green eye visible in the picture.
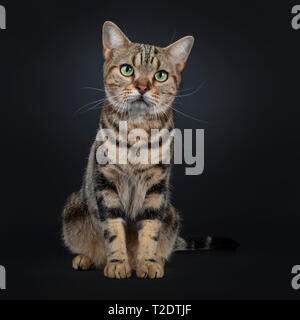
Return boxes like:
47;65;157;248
120;64;134;77
155;70;168;82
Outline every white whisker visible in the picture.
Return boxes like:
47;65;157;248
73;93;121;116
73;98;106;115
170;105;209;124
80;86;106;92
174;81;206;98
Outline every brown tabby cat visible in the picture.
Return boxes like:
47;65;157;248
62;21;194;279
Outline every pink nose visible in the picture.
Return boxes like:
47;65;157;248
136;84;148;95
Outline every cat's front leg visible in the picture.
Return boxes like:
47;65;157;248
135;174;168;279
136;219;164;279
96;172;132;279
101;218;132;279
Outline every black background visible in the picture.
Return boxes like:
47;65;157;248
0;0;299;299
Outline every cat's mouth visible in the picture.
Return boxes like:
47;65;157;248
125;95;152;114
133;96;151;107
135;96;147;103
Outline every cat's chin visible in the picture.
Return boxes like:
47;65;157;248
127;100;151;114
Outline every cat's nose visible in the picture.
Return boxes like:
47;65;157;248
136;84;148;95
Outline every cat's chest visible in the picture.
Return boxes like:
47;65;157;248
110;164;150;217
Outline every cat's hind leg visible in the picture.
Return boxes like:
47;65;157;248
72;254;95;271
62;191;107;270
157;204;180;267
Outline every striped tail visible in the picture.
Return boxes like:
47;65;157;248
174;236;239;251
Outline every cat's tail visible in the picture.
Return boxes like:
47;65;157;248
174;236;239;251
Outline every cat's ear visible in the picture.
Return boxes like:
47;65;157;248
166;36;194;72
102;21;130;59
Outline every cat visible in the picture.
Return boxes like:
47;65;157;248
62;21;238;279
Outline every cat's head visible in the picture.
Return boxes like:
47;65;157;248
102;21;194;118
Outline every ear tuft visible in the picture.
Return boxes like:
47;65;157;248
166;36;194;72
102;21;130;59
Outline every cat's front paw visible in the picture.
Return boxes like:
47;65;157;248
104;260;132;279
136;259;164;279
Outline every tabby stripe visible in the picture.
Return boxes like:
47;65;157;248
146;179;167;195
156;58;161;70
145;258;158;263
95;172;118;193
102;229;118;243
104;66;118;81
107;208;126;219
154;163;170;170
134;163;170;173
151;231;160;241
100;118;108;130
108;235;117;243
136;207;164;221
109;259;123;263
97;198;126;221
103;112;120;133
132;55;137;67
140;45;144;64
